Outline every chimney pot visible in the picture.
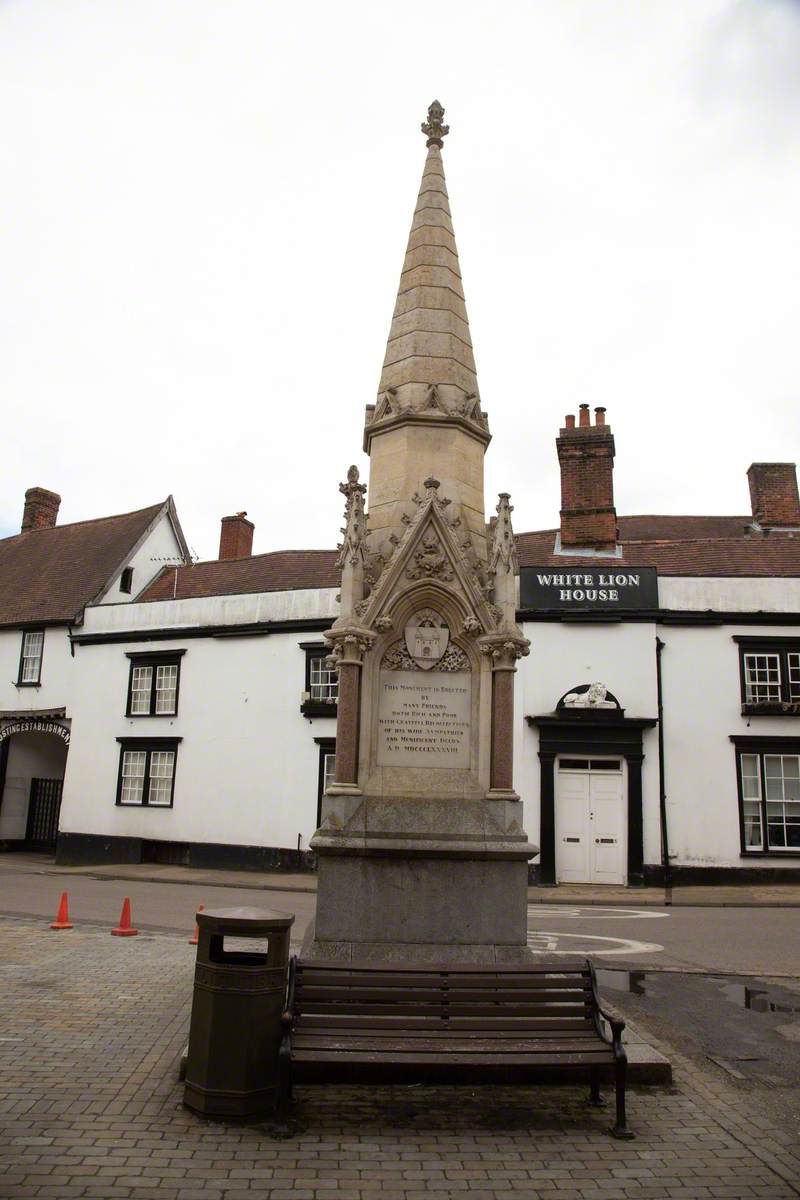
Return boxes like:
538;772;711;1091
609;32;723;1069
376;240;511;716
594;407;606;426
565;414;576;430
219;511;255;560
747;463;800;528
556;410;616;550
21;487;61;532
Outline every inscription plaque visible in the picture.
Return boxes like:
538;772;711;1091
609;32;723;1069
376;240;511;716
377;670;471;768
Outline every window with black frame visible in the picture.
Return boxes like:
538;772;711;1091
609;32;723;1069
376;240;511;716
733;738;800;854
125;650;186;716
300;641;338;718
735;637;800;714
116;738;181;808
18;629;44;685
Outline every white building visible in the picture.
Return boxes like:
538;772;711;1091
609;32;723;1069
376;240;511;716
56;439;800;885
0;488;189;849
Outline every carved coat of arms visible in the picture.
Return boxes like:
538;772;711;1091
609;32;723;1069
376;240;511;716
404;609;449;670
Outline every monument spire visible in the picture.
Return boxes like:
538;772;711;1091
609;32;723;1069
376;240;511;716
364;101;490;565
365;101;487;451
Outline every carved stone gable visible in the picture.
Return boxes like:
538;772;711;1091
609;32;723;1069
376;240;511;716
406;528;454;582
350;478;498;638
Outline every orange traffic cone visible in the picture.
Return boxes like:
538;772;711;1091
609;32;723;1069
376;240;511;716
50;892;73;930
188;904;205;945
111;897;139;937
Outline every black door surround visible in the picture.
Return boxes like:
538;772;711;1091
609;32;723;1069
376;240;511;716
527;712;657;887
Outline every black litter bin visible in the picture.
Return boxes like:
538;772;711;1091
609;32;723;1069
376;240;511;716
183;906;294;1118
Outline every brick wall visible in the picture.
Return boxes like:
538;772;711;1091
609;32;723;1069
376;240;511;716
219;512;255;560
21;487;61;532
556;405;617;549
747;463;800;528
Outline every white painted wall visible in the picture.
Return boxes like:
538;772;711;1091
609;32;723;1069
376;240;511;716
95;509;186;605
660;576;800;613
81;586;339;631
52;573;800;872
0;627;73;716
517;621;661;871
659;623;800;871
0;732;68;840
60;629;336;850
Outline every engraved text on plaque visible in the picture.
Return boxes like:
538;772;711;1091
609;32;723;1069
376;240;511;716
377;670;471;768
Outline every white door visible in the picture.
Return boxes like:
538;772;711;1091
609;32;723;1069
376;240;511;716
556;759;625;884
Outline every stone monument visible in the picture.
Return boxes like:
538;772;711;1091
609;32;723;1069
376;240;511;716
307;102;538;963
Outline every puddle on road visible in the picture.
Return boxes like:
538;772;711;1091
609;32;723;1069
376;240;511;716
719;982;800;1015
597;968;800;1016
597;968;648;995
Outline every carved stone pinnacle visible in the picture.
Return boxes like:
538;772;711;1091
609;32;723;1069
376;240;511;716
421;100;449;149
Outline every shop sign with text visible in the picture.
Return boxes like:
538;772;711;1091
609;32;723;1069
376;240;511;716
520;566;658;611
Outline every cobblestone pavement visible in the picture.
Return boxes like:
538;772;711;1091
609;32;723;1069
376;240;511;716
1;915;799;1200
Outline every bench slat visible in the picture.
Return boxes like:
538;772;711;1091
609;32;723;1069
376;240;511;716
294;1014;596;1032
293;1036;605;1054
297;1004;591;1019
292;1049;612;1066
297;986;590;1002
296;971;590;990
296;959;589;975
294;1022;596;1037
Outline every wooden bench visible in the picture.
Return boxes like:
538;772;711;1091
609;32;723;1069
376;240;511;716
279;958;633;1138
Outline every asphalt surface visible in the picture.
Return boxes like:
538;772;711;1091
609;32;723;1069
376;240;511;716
2;861;799;974
0;865;317;948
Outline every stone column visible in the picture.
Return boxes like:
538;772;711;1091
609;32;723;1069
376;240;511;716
486;640;523;800
328;634;368;796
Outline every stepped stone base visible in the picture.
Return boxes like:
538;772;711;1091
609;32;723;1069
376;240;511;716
306;853;534;965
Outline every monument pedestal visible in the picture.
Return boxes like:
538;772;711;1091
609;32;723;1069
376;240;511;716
307;794;538;964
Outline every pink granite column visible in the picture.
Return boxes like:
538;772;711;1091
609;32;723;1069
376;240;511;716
487;642;521;798
333;658;361;789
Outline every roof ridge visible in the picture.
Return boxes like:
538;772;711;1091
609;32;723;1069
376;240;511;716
1;499;166;542
182;547;338;570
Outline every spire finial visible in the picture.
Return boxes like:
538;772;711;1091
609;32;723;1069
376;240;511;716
421;99;449;149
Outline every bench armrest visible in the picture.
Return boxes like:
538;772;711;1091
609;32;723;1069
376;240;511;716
587;959;626;1049
285;955;297;1016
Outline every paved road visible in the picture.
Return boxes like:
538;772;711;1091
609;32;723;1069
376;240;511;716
0;866;316;950
526;903;800;975
3;865;798;975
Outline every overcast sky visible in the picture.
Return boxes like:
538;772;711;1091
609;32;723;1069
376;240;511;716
2;0;799;560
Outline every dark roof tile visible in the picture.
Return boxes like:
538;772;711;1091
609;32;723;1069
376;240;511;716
0;502;167;626
140;549;340;601
138;514;800;602
516;529;800;577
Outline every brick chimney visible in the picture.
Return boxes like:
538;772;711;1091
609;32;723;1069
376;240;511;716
556;405;617;550
219;512;254;560
21;487;61;532
747;463;800;528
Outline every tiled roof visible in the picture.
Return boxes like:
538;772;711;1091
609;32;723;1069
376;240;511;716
0;502;167;627
615;515;751;542
516;529;800;577
138;515;800;603
140;550;340;601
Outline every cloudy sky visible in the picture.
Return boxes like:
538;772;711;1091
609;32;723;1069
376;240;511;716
2;0;798;560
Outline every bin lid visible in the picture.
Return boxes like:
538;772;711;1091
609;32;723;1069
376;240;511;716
197;906;295;933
